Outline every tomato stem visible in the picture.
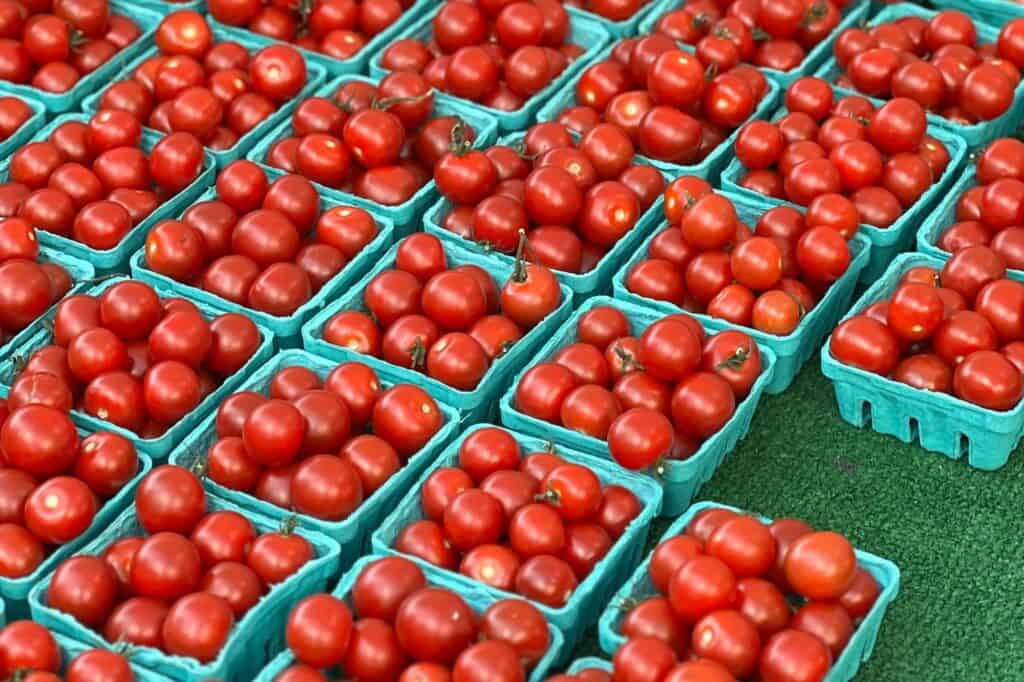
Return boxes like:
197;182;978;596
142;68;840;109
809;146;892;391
447;118;473;155
373;90;434;112
715;345;751;371
279;515;300;536
511;229;529;283
408;337;427;370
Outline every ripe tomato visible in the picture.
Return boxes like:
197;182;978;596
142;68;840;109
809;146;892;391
784;531;857;600
829;316;900;375
130;532;202;601
608;408;674;470
286;594;353;668
162;592;235;662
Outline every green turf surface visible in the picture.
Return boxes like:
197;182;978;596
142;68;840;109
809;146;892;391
571;362;1023;681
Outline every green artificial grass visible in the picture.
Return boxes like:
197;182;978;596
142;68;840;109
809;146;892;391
571;363;1024;681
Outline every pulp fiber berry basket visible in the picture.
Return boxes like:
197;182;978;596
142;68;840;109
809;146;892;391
53;630;172;681
821;252;1024;470
29;496;341;682
498;296;776;516
169;349;460;569
610;192;871;394
248;74;499;236
0;246;94;366
0;114;217;273
597;501;901;682
0;0;162;113
129;170;396;346
254;554;566;682
209;0;432;76
638;0;869;87
136;0;206;13
371;423;663;647
566;3;662;37
0;95;44;161
368;8;612;132
814;3;1024;149
534;43;782;181
81;28;328;168
301;240;574;424
721;114;968;284
915;166;999;272
422;131;667;299
567;657;612;674
0;276;275;460
0;442;151;619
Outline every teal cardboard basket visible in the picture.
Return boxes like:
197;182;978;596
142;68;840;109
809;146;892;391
209;0;432;76
129;170;396;347
568;657;612;674
81;27;328;168
0;246;94;365
29;495;341;682
248;73;499;236
369;8;612;132
566;2;662;37
610;192;871;394
169;348;459;569
720;112;968;284
254;554;566;682
915;166;999;273
597;501;900;682
0;276;274;460
534;44;781;183
0;444;151;620
372;423;663;647
137;0;205;13
821;252;1024;470
301;239;574;424
54;632;172;682
0;94;44;161
638;0;869;87
498;296;776;516
0;113;217;273
814;3;1024;149
423;130;667;299
0;1;162;113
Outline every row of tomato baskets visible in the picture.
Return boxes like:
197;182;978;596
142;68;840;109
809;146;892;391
0;0;1023;680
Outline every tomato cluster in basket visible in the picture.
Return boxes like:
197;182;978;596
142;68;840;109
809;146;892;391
145;160;384;317
606;507;881;682
44;466;316;663
0;0;141;93
264;75;480;206
0;110;205;251
553;37;770;164
8;280;262;437
514;305;763;462
205;361;444;520
208;0;412;60
377;0;583;111
648;0;850;73
0;218;74;343
936;137;1024;270
275;556;552;681
831;248;1024;411
321;232;562;391
96;11;310;152
0;409;138;579
0;620;139;680
391;427;642;607
434;120;664;275
831;12;1024;124
624;184;853;335
734;78;952;229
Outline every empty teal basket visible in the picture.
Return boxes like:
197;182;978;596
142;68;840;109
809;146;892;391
128;169;396;346
0;276;275;460
254;554;566;681
720;111;968;284
814;3;1024;149
369;7;612;131
611;191;871;394
0;114;217;273
534;43;781;181
498;296;776;516
597;501;900;682
169;348;460;570
29;495;341;682
821;252;1024;470
372;423;663;647
0;0;162;112
301;239;574;424
247;73;499;236
81;26;328;168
